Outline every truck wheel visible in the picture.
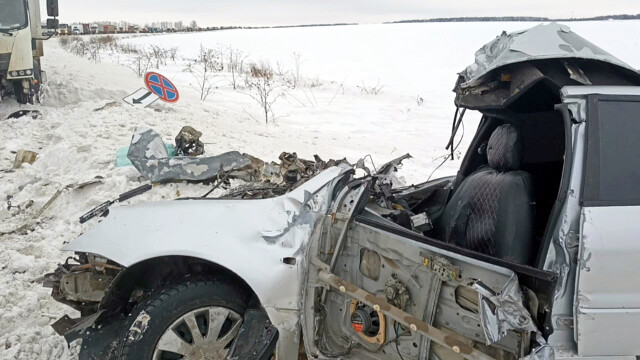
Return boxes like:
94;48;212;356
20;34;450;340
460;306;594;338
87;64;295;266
118;278;248;360
13;81;31;105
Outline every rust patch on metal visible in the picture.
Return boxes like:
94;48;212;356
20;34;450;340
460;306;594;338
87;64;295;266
444;336;474;355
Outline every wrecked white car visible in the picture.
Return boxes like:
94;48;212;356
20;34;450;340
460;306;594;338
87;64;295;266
45;23;640;360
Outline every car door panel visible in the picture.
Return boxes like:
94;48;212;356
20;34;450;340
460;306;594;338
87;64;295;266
576;95;640;356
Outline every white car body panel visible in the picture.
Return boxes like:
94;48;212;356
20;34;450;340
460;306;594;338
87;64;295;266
576;206;640;356
63;166;349;358
64;166;346;308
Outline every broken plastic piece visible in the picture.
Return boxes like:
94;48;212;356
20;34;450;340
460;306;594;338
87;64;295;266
116;143;175;167
13;150;38;169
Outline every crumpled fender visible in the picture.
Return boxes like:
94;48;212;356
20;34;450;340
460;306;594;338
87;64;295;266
63;166;349;312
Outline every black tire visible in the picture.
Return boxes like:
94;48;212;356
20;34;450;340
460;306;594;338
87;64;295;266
118;277;249;360
13;81;31;105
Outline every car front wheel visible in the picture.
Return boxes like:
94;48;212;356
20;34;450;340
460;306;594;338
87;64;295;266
118;277;248;360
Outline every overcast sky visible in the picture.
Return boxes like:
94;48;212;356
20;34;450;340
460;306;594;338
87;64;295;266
42;0;640;26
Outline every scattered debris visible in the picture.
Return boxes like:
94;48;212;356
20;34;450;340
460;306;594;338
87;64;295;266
5;110;42;120
70;177;105;190
13;150;38;169
6;196;34;213
116;143;175;167
79;184;153;224
93;101;122;112
174;126;205;156
1;188;63;236
219;152;350;199
1;177;105;236
34;189;64;219
127;127;252;183
125;127;351;195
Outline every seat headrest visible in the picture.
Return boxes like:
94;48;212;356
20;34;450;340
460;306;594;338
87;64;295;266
487;124;523;172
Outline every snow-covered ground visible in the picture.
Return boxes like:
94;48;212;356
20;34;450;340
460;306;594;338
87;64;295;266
1;21;639;359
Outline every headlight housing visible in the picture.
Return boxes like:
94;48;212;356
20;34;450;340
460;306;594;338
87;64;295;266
9;69;33;78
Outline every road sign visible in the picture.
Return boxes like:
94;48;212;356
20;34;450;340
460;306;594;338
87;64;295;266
123;88;159;108
145;72;179;103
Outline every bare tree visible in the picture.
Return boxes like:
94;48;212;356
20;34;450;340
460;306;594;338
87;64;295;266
291;52;304;88
227;46;248;90
244;63;285;124
190;20;198;30
185;45;222;101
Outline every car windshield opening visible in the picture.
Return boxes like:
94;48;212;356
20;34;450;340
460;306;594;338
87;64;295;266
0;0;28;31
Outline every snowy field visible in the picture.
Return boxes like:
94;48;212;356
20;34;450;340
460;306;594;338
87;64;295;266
1;21;639;359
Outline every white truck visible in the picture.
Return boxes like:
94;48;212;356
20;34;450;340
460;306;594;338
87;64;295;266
71;23;82;35
0;0;59;104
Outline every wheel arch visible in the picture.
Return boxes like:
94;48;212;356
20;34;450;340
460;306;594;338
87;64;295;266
99;255;262;315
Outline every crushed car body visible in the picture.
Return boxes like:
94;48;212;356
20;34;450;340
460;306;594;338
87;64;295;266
45;23;640;360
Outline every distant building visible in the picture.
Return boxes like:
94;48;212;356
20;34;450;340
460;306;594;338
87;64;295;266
102;25;116;34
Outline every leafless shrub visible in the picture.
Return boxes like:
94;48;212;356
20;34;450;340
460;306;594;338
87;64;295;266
69;37;87;57
127;48;152;77
167;47;179;62
416;95;424;106
87;43;101;63
358;79;384;95
244;63;284;124
96;35;117;46
250;64;273;80
185;45;223;101
118;43;139;54
58;36;71;48
150;45;168;68
308;76;321;88
274;61;289;78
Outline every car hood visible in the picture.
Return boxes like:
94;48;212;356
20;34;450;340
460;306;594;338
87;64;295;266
458;22;640;88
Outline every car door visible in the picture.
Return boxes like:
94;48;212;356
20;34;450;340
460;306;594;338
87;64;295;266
302;178;557;360
576;94;640;357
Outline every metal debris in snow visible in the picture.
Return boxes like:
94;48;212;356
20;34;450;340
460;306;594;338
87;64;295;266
127;127;252;183
174;126;205;157
127;127;351;192
5;110;42;120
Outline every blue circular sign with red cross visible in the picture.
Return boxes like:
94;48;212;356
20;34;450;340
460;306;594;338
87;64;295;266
145;72;179;103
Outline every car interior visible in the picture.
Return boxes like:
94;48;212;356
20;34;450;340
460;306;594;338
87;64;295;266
381;81;568;269
432;112;566;267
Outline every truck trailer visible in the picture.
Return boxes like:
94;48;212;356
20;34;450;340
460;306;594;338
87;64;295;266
0;0;59;104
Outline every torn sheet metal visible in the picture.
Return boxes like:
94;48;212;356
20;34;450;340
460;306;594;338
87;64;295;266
222;153;351;199
523;344;555;360
127;127;252;183
458;23;640;88
473;274;539;345
174;126;205;156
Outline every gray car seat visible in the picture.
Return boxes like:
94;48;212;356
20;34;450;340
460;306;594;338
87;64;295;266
438;124;536;264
